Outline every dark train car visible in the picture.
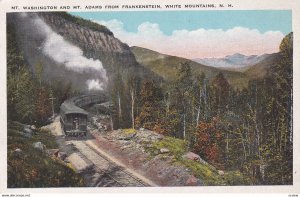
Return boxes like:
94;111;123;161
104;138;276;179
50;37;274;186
59;93;108;137
60;101;88;137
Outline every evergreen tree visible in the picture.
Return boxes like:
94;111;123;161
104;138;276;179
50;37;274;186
211;72;230;116
35;87;52;122
135;80;164;132
174;62;193;140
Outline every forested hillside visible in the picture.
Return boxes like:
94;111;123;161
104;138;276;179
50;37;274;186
121;33;293;185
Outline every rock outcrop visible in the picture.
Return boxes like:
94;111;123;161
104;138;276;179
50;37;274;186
38;12;139;73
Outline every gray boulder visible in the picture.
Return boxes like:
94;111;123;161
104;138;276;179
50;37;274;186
218;170;225;176
33;141;45;151
21;125;33;138
118;132;136;140
183;152;211;165
160;148;170;154
30;125;37;131
23;125;33;134
183;152;201;161
185;175;204;186
13;148;22;157
185;175;198;186
19;132;32;138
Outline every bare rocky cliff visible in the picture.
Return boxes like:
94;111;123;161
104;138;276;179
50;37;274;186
38;12;139;73
8;12;156;93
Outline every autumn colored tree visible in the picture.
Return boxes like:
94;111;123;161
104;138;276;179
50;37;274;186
193;118;225;168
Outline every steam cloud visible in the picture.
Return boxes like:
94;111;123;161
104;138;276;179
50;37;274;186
20;13;107;91
86;79;104;91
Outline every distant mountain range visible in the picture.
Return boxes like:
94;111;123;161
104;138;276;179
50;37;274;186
193;53;274;70
131;46;250;89
131;46;280;89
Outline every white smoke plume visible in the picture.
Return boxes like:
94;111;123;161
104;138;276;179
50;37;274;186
86;79;104;91
42;34;105;73
20;13;108;90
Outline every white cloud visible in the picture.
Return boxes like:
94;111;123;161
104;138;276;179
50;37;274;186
96;19;285;59
137;22;163;36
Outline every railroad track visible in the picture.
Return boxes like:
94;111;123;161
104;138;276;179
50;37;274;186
71;140;149;187
61;95;153;187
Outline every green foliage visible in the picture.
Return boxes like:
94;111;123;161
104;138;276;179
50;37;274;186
152;137;188;158
7;121;85;187
8;67;37;122
148;137;221;185
7;24;37;124
180;159;225;185
223;171;252;185
35;87;52;123
147;136;251;185
122;128;137;135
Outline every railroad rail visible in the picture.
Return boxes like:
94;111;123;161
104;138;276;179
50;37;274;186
71;140;149;187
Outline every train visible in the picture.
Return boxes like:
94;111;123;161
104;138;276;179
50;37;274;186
60;94;107;137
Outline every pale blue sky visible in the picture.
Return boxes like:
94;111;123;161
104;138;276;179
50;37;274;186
69;10;291;58
70;10;292;35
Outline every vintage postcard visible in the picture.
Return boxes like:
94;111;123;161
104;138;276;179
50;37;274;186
0;0;299;195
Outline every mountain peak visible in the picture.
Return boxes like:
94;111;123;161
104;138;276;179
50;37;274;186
225;53;246;58
193;53;270;69
224;53;250;60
